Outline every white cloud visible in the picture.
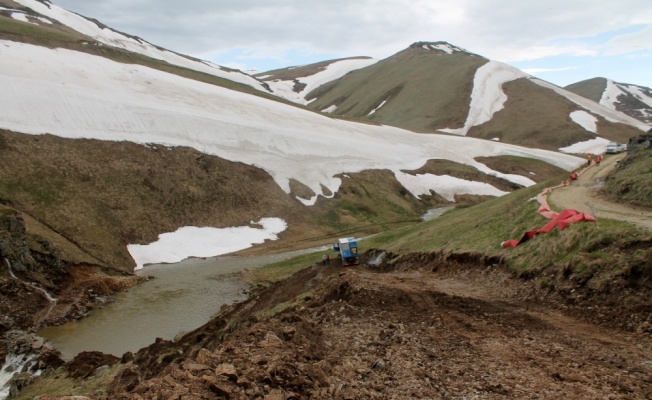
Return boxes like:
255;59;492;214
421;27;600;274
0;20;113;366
521;67;577;75
606;24;652;55
44;0;652;88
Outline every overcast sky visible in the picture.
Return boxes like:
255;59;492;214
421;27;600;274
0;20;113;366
52;0;652;88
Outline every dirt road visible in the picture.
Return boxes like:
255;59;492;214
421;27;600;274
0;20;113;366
549;153;652;230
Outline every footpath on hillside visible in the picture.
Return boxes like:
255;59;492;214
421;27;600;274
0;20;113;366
549;152;652;230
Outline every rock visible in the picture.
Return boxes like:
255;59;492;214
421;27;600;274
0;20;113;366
183;361;210;372
215;363;238;380
260;331;283;347
206;376;233;398
282;326;296;340
66;351;120;379
109;365;141;393
195;348;215;366
236;376;252;388
264;389;286;400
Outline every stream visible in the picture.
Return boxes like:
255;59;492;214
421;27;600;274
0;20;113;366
38;247;326;361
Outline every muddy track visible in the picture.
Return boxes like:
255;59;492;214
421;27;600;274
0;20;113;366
549;153;652;230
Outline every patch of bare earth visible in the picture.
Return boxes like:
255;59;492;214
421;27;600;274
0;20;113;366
102;259;651;400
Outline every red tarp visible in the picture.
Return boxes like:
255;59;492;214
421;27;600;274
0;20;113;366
501;208;596;248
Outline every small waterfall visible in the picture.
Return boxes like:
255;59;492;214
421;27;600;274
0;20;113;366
2;258;17;280
3;257;58;303
0;353;39;400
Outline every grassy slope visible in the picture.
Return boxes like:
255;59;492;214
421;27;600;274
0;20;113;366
306;45;486;133
256;171;651;286
365;177;651;283
564;77;607;103
305;47;641;150
602;147;652;208
0;131;443;271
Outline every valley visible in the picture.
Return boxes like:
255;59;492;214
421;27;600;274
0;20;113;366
0;1;651;398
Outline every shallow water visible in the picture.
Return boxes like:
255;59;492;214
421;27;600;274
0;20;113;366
38;248;324;360
422;206;455;221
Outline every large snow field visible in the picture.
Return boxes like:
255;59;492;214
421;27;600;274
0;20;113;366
0;40;586;267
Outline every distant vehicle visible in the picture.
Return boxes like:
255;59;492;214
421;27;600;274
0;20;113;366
606;142;627;154
333;237;360;266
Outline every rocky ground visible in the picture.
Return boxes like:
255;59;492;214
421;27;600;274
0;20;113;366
20;252;645;400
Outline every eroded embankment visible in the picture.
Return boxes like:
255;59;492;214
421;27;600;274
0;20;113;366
35;248;648;400
366;248;652;333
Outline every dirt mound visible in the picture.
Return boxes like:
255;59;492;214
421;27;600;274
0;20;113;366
67;351;120;379
103;261;652;399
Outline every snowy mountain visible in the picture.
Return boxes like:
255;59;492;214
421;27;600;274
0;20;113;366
565;78;652;125
298;42;649;153
1;0;648;271
3;0;269;91
1;39;581;204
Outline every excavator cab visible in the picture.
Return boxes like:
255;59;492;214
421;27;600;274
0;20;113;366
333;237;360;266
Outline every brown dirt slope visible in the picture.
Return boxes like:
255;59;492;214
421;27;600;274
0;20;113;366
92;255;652;400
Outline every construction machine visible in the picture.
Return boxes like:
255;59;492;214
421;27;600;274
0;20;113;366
333;237;360;266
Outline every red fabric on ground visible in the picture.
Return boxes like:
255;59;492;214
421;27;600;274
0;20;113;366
501;208;596;248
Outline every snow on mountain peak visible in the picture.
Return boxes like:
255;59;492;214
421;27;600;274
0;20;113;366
421;42;465;54
12;0;269;92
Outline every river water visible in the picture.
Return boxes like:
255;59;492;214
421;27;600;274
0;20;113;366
38;247;325;360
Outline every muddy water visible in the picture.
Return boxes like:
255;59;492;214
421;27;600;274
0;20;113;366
38;248;324;360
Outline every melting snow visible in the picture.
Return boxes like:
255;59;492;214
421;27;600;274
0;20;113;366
439;61;530;136
127;218;287;270
559;137;611;155
532;78;649;131
570;110;598;133
13;0;266;91
263;58;378;104
368;100;387;116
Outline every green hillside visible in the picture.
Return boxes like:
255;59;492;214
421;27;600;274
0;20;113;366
306;42;486;133
564;77;607;103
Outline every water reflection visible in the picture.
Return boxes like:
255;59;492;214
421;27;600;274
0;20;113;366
39;247;324;360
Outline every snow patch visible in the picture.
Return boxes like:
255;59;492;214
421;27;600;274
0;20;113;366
321;105;338;113
393;171;508;202
569;110;598;133
559;137;611;155
439;61;529;136
264;58;378;104
127;218;287;269
532;78;649;131
368;100;387;116
13;0;266;91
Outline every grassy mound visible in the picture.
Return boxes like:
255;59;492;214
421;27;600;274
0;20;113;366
602;148;652;208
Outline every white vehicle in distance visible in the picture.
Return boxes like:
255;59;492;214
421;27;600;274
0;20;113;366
605;142;627;154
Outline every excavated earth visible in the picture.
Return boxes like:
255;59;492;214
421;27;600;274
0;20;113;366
56;251;648;400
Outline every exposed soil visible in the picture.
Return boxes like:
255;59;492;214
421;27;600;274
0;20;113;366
101;258;652;399
549;153;652;230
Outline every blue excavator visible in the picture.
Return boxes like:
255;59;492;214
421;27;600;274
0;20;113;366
333;237;360;266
